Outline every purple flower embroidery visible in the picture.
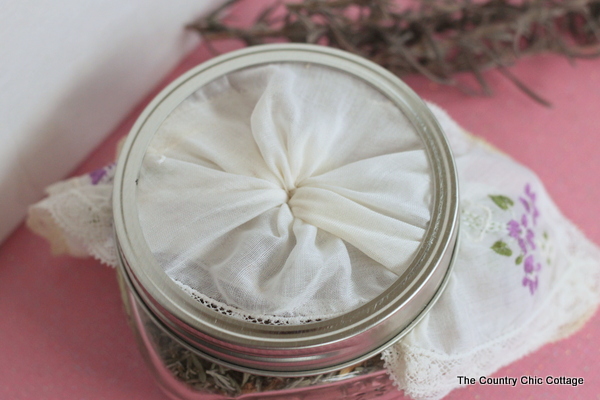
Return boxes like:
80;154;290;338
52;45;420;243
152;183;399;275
523;255;535;273
519;197;530;213
522;275;539;295
525;184;536;202
525;183;540;225
517;237;528;255
526;229;536;250
89;168;106;185
507;220;521;238
523;255;541;274
89;163;116;185
532;208;540;226
504;184;543;295
521;213;528;228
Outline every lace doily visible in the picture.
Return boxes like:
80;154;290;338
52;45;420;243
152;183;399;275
27;163;117;267
381;104;600;400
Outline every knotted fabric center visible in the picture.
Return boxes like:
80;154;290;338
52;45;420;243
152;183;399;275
137;63;432;319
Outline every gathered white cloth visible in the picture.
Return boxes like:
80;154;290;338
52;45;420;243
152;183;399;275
27;69;600;398
137;63;431;319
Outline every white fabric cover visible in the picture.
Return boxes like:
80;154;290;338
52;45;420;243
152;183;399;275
136;63;432;319
27;102;600;399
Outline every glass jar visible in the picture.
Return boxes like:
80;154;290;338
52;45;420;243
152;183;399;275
113;44;459;399
119;271;398;399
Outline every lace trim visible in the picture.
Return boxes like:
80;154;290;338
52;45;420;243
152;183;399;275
175;280;349;325
26;165;118;267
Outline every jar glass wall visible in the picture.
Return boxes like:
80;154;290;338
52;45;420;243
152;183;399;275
118;269;398;400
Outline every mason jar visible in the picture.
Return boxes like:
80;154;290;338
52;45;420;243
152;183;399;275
113;44;459;400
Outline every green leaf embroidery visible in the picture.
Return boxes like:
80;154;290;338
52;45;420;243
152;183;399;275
515;254;524;265
491;240;513;256
489;195;514;210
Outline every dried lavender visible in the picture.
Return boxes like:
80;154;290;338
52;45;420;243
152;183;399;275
146;321;386;397
188;0;600;106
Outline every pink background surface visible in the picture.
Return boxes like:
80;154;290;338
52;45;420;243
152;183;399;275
1;3;599;399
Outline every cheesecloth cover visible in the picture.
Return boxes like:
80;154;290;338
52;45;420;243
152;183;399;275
135;63;431;320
